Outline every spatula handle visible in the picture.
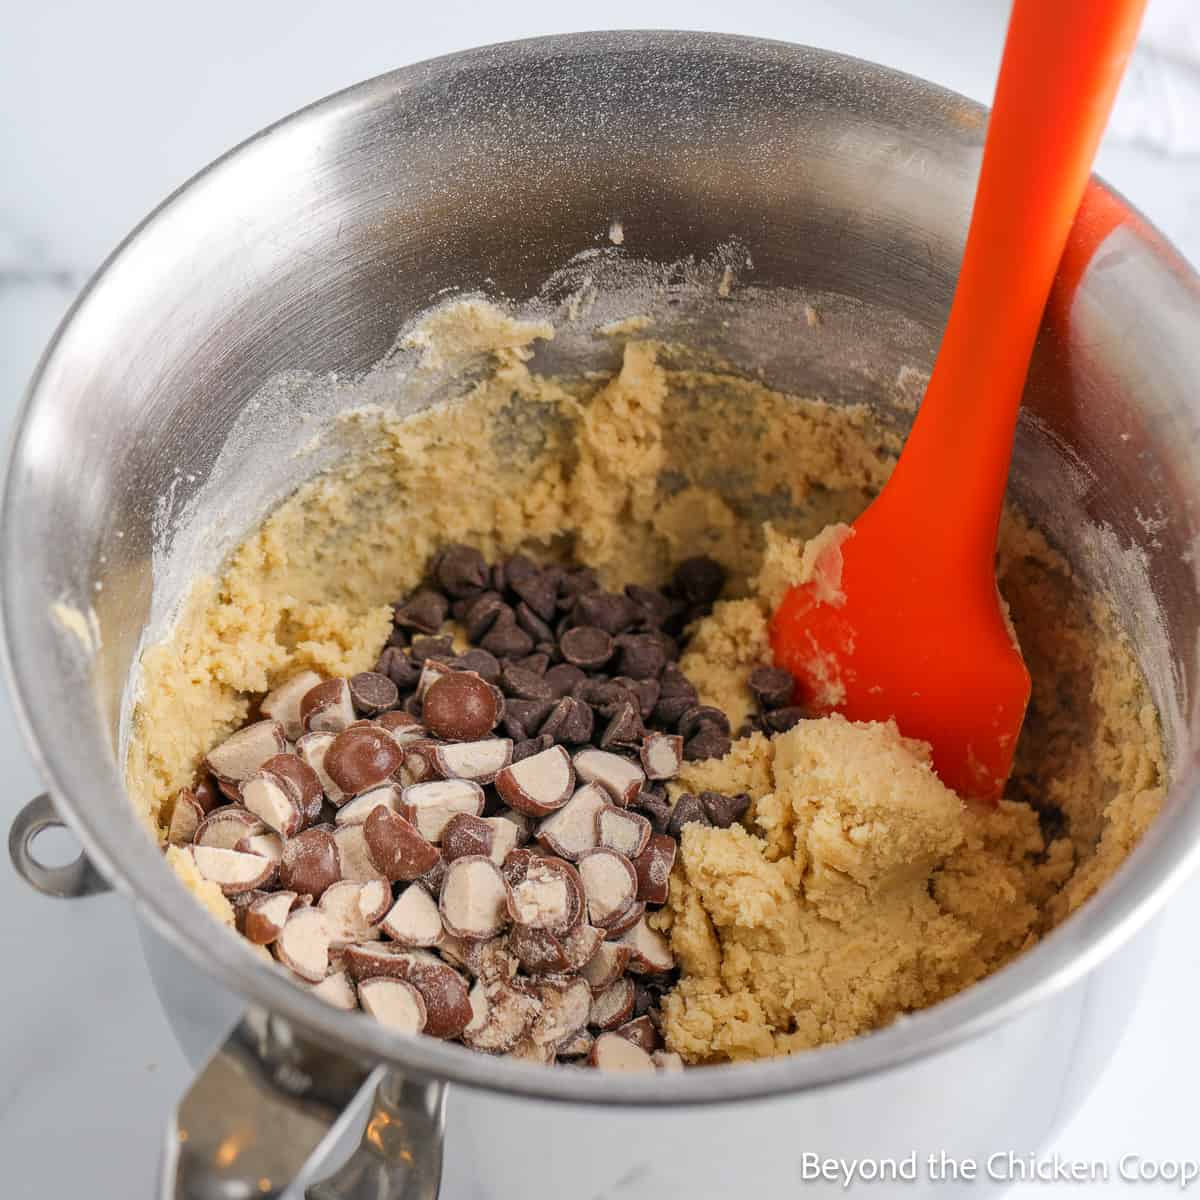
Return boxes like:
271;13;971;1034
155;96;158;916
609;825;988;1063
872;0;1147;572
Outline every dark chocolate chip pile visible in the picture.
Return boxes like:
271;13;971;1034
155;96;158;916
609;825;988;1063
385;547;738;763
165;545;794;1072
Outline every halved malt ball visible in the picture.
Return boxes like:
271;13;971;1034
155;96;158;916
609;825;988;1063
335;781;407;827
639;731;683;781
588;977;636;1031
278;827;341;899
300;678;356;734
167;790;205;846
261;671;323;740
296;731;345;805
589;1031;654;1073
333;822;385;884
613;914;676;974
439;856;511;941
462;980;539;1053
380;884;444;948
506;856;583;934
189;845;276;894
577;848;638;928
358;977;427;1034
274;908;331;983
193;805;267;850
580;941;633;993
241;891;298;945
535;783;607;860
401;779;486;843
596;806;651;860
529;976;592;1049
319;880;385;948
307;970;358;1011
614;1014;658;1054
631;834;676;906
363;806;441;881
494;745;574;817
434;738;512;785
325;725;403;794
205;720;287;785
572;748;645;807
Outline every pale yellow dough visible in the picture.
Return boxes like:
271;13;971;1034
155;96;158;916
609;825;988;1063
126;302;1166;1063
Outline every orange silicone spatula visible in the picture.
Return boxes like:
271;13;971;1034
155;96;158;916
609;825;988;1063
770;0;1147;801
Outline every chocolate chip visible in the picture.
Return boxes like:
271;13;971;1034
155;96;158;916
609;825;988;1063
410;635;455;664
1036;803;1067;844
646;629;680;662
632;983;658;1020
683;727;731;761
613;677;660;721
599;702;643;751
451;648;501;684
642;970;678;996
659;664;697;698
423;671;502;741
502;554;539;590
738;717;765;738
544;663;586;698
480;613;535;659
515;601;555;644
502;699;555;741
348;671;400;716
393;589;448;635
535;642;562;666
404;694;424;719
671;556;726;608
464;592;506;641
511;570;558;622
512;734;554;763
558;566;601;608
678;705;731;740
514;651;551;677
500;663;554;702
666;793;712;840
489;561;507;593
559;625;614;670
375;646;420;692
613;633;667;680
634;788;672;835
625;584;680;630
655;665;697;717
652;694;694;727
539;696;594;745
386;626;410;649
434;544;488;597
699;791;750;829
748;665;795;711
572;591;638;635
763;706;806;734
571;678;630;720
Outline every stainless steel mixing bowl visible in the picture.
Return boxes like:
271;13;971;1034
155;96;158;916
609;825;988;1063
6;31;1200;1200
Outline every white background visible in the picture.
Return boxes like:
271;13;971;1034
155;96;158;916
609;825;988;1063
3;1;1199;1196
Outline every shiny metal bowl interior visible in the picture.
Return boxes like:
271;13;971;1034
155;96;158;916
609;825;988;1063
5;32;1200;1105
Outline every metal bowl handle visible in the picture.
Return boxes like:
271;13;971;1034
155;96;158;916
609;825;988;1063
8;792;112;897
162;1008;446;1199
9;795;446;1197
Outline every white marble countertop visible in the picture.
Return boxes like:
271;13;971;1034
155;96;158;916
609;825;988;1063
3;1;1200;1196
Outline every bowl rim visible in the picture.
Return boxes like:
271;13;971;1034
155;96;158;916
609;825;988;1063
4;29;1200;1107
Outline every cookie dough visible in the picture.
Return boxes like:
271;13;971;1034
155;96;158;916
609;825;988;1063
126;300;1166;1062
